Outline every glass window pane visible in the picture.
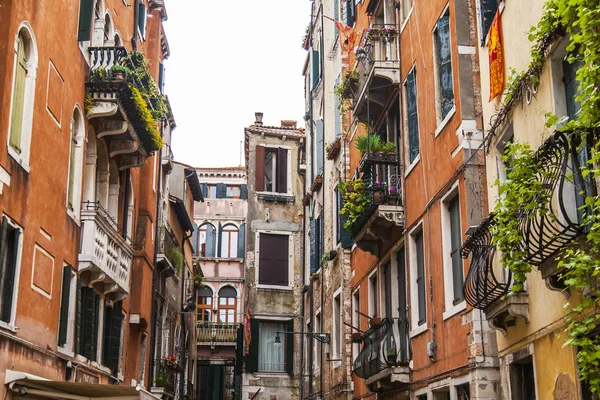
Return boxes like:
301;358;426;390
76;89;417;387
208;186;217;198
228;298;235;306
221;232;230;257
258;322;285;372
220;298;226;305
230;231;238;258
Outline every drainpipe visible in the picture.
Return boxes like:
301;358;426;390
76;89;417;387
299;140;307;399
318;4;326;397
148;128;164;389
122;169;131;240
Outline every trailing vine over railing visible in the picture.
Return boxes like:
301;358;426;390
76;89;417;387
489;0;600;392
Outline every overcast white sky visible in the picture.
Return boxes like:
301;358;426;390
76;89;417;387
163;1;311;168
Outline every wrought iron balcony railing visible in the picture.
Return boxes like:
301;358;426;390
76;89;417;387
153;358;178;393
78;201;132;297
461;214;511;310
157;226;181;276
353;318;409;380
197;323;239;344
517;130;592;266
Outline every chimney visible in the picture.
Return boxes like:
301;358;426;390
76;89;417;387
255;112;264;126
281;120;297;129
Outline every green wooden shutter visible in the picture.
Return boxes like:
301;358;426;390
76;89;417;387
255;146;265;191
158;63;165;93
1;228;20;323
415;231;426;325
285;319;294;375
309;219;317;274
449;197;464;303
346;0;356;26
0;217;8;291
81;287;98;360
436;12;454;119
106;301;123;372
237;223;245;259
102;302;113;366
480;0;498;43
137;2;147;40
192;222;198;256
75;279;82;354
311;49;320;89
277;148;288;194
563;57;583;121
341;215;353;249
246;319;260;373
58;266;72;346
9;36;26;153
205;224;216;257
240;184;248;200
200;183;208;198
216;223;222;257
405;69;420;163
77;0;94;41
216;183;226;198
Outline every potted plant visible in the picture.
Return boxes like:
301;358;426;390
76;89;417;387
366;27;382;41
386;188;401;205
111;65;130;81
381;141;397;159
369;317;382;327
351;332;362;343
335;69;360;100
355;134;383;156
372;181;387;204
312;175;323;193
326;138;342;160
382;27;398;43
386;347;398;363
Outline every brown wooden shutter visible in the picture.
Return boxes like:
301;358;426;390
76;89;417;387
277;148;287;193
259;234;289;286
255;146;265;191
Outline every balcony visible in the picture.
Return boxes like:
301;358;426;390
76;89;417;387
353;318;410;392
78;201;132;299
347;174;404;256
156;226;181;277
151;358;179;399
462;214;528;336
352;25;401;124
86;47;164;171
197;323;240;346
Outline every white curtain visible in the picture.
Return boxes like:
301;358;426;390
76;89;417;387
258;322;285;372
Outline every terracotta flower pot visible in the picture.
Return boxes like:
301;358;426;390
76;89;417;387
373;191;385;204
369;317;382;327
351;332;362;343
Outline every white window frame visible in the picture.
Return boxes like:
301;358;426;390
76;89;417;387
255;230;294;290
409;221;427;338
256;145;293;197
332;287;342;366
441;182;467;320
66;107;85;224
7;22;38;173
400;0;414;32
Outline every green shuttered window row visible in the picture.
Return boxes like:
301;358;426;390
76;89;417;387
405;69;420;164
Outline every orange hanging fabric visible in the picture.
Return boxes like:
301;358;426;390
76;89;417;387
488;9;504;101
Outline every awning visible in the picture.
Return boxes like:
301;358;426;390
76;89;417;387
5;370;160;400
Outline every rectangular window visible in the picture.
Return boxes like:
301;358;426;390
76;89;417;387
315;312;322;372
309;217;321;274
58;265;77;350
207;185;217;199
352;290;360;362
479;0;499;44
255;146;288;194
196;290;212;322
315;120;324;175
509;355;536;400
218;297;236;323
401;0;414;24
369;273;378;317
311;49;320;89
226;185;241;199
258;321;285;372
67;117;77;210
258;233;289;287
0;216;21;324
102;301;123;373
405;68;420;164
137;1;147;40
449;196;464;303
9;35;27;153
434;10;454;122
77;0;95;41
333;293;341;358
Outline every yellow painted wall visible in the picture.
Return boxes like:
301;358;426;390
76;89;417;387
534;330;579;400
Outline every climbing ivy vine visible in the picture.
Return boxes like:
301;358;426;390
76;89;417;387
488;0;600;391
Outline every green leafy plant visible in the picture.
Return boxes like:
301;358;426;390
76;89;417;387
381;141;396;153
129;85;164;151
355;134;383;155
171;248;184;274
320;254;329;268
84;89;94;112
334;69;359;102
338;179;370;232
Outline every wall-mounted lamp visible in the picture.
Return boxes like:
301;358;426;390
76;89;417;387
274;331;331;347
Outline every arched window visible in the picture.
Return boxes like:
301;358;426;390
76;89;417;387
220;224;238;258
218;286;237;324
198;223;216;257
196;287;213;323
8;24;38;169
67;108;85;218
